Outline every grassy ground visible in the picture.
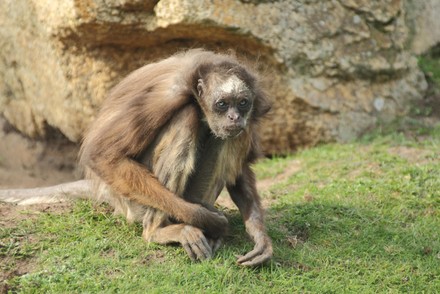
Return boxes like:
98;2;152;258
1;119;439;293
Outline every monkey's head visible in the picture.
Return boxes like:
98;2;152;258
195;65;258;140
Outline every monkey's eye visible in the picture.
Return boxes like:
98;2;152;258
238;99;250;110
215;100;228;110
239;99;248;106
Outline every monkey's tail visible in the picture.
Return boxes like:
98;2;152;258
0;180;93;205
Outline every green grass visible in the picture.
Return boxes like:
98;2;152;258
2;123;440;293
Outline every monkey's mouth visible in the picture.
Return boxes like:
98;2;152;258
224;126;244;138
211;123;245;139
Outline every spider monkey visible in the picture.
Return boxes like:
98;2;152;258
2;49;273;266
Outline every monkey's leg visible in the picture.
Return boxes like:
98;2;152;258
142;208;220;261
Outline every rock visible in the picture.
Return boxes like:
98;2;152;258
404;0;440;54
0;0;430;154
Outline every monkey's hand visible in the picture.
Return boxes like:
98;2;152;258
190;205;228;240
237;234;273;267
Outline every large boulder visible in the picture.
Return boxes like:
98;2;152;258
0;0;428;154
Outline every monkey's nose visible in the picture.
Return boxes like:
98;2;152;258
227;113;240;122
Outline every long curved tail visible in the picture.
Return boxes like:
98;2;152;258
0;180;93;205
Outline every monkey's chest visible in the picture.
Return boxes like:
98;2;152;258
182;136;234;205
144;132;246;206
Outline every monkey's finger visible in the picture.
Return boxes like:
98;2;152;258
236;246;264;264
189;229;213;257
183;239;210;261
182;243;197;261
184;227;213;260
198;236;215;259
199;237;214;258
186;236;212;260
181;229;197;260
239;253;272;267
237;240;273;266
190;242;212;260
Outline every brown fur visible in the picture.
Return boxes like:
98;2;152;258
79;49;272;266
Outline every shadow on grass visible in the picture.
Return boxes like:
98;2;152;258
223;200;438;273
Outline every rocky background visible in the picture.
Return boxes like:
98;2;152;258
0;0;439;155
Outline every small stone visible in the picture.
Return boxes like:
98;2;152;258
353;14;361;24
373;98;385;112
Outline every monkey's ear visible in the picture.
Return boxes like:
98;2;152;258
197;79;204;97
253;90;272;118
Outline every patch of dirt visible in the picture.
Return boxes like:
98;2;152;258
258;160;302;191
0;202;74;228
348;161;382;180
388;146;432;164
140;250;167;265
0;257;39;294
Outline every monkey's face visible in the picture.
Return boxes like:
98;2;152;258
198;75;253;140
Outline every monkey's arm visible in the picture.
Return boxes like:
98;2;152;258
88;155;227;239
227;164;273;266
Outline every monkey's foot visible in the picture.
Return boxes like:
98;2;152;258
180;225;221;261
